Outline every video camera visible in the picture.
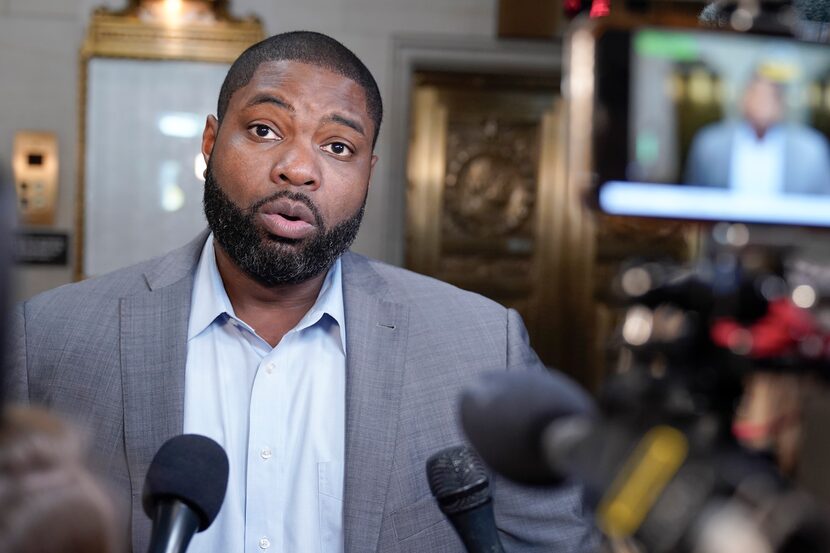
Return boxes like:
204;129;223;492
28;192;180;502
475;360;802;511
460;3;830;552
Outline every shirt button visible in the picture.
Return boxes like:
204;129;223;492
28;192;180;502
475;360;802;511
265;362;275;374
260;448;272;460
259;537;271;549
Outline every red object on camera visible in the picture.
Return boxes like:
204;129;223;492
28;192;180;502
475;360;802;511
710;298;821;359
564;0;610;17
564;0;585;15
590;0;611;17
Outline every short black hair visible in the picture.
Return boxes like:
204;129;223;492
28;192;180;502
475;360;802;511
217;31;383;147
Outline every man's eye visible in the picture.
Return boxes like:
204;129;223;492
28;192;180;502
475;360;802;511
323;142;353;157
250;124;278;139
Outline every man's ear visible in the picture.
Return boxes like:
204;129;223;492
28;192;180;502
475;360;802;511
201;115;219;166
368;154;379;187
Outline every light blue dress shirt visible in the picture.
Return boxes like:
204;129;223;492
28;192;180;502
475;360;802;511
729;123;786;195
183;235;346;553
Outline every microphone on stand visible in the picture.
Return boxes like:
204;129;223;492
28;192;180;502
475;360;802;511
142;434;229;553
426;445;505;553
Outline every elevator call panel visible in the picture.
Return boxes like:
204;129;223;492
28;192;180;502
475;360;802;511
12;131;59;226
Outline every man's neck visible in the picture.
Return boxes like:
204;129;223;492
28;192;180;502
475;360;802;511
214;240;328;347
748;121;781;141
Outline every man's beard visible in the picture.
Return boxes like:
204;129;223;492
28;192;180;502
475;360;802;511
203;164;365;286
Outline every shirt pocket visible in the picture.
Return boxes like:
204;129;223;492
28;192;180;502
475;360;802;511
318;461;344;553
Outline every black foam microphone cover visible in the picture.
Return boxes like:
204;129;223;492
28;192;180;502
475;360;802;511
142;434;229;531
460;371;595;486
794;0;830;22
426;445;505;553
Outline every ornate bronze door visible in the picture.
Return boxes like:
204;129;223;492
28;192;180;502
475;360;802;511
406;71;574;376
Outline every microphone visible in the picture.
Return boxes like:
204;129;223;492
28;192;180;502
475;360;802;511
794;0;830;21
460;371;596;486
142;434;229;553
426;445;505;553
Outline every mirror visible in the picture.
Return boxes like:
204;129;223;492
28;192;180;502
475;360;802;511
78;0;263;279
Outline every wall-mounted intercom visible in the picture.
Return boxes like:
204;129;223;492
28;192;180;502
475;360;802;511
12;131;59;226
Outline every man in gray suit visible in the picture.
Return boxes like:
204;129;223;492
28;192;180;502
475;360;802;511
6;32;595;552
684;72;830;195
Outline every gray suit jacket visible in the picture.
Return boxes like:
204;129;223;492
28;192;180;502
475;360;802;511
684;121;830;194
7;231;596;552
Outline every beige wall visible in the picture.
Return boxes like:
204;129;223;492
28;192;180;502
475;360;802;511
0;0;498;301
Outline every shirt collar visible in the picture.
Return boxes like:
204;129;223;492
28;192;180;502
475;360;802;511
187;234;346;352
295;251;346;353
737;121;785;143
188;235;234;341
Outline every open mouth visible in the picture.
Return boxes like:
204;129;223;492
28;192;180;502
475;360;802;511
259;209;316;240
256;195;320;240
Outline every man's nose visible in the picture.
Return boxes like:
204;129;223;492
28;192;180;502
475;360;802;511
271;140;321;189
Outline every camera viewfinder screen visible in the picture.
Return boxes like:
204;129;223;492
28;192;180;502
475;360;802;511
596;28;830;227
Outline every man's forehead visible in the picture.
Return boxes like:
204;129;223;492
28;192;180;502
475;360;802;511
220;58;377;141
237;60;368;108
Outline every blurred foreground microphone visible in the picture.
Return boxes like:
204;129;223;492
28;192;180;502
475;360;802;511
426;445;505;553
142;434;229;553
460;371;596;486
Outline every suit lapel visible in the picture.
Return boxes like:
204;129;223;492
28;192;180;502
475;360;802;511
341;253;409;553
120;232;205;552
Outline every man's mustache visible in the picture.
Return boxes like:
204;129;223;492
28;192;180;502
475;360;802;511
247;190;324;229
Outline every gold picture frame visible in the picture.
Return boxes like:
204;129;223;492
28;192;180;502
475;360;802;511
76;1;264;280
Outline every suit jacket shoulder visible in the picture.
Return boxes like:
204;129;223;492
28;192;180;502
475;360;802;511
342;252;525;381
7;231;206;408
346;251;508;317
685;121;736;187
23;230;206;310
784;124;830;194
